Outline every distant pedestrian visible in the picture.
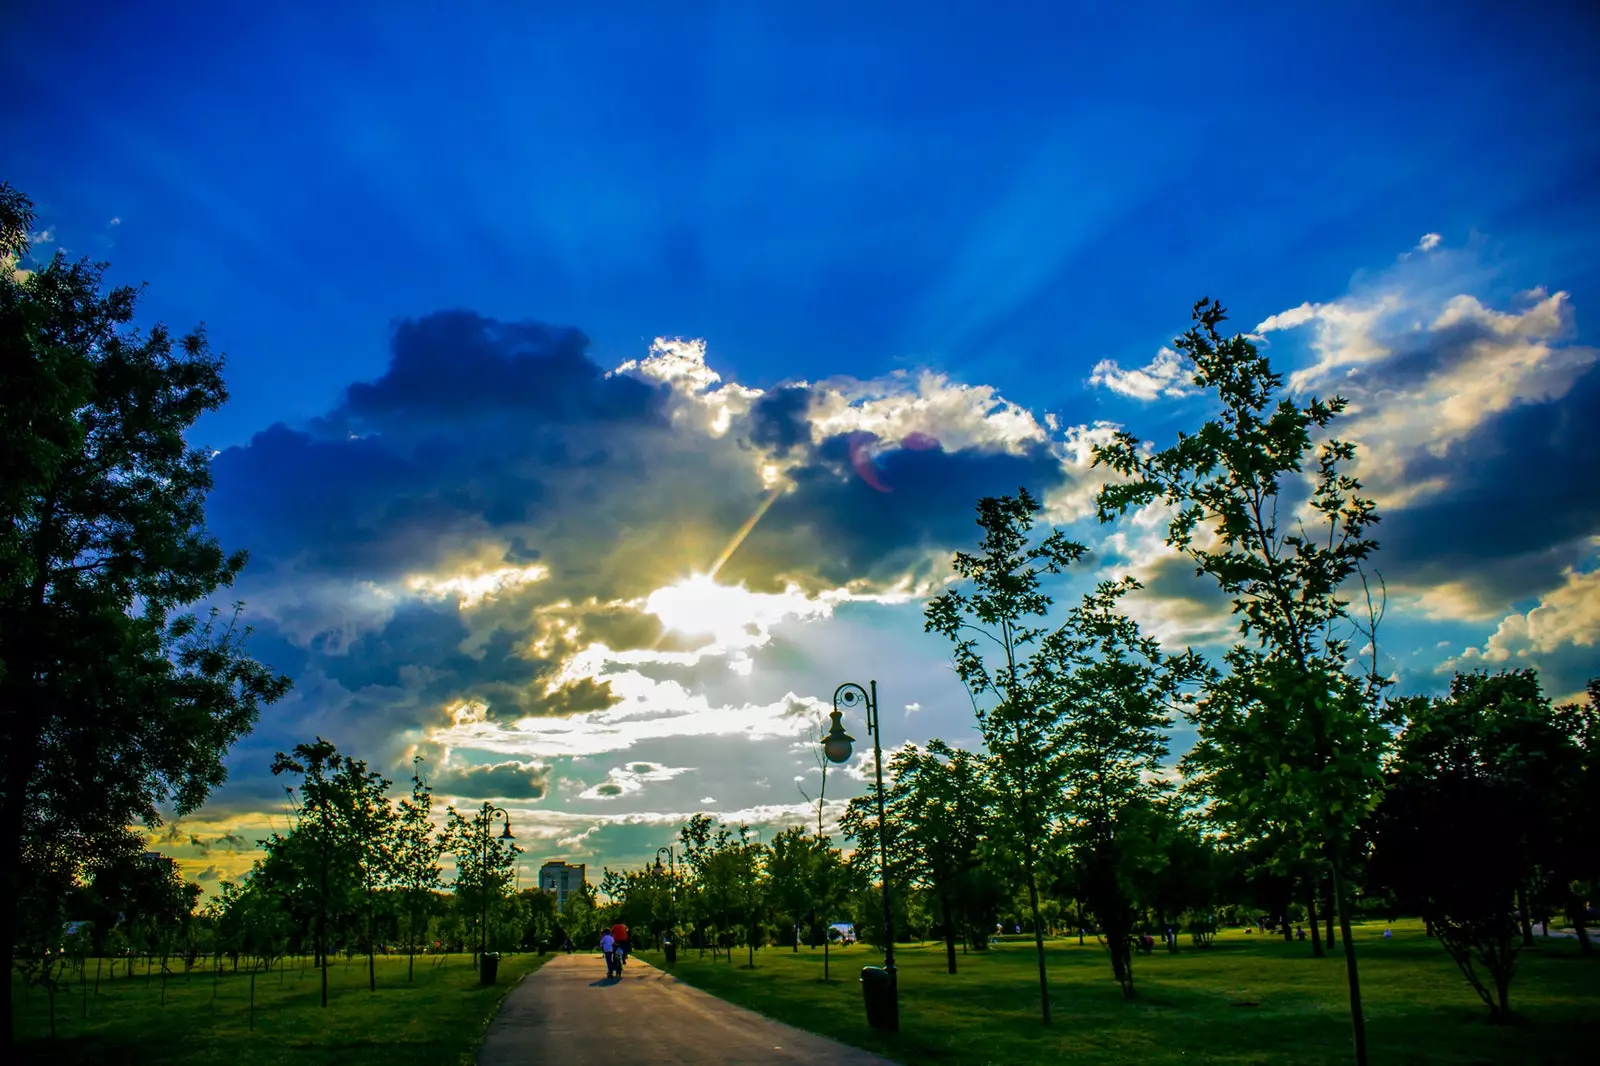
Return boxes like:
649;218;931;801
611;922;630;970
601;930;617;977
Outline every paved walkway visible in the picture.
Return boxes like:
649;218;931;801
477;953;896;1066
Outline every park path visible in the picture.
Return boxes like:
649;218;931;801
476;953;896;1066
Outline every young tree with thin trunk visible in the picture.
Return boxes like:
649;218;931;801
441;802;522;963
394;756;444;981
1095;298;1389;1066
1042;578;1203;997
842;740;990;975
926;488;1087;1025
332;753;395;992
269;739;357;1008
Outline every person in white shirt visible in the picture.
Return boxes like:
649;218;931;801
600;930;616;977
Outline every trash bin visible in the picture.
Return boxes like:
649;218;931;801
479;952;500;986
859;966;899;1031
663;940;678;966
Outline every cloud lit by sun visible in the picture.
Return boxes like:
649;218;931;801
406;563;550;607
644;573;829;652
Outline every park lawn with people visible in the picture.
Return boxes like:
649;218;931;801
639;922;1599;1065
10;952;548;1066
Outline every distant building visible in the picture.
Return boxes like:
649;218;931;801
539;861;587;908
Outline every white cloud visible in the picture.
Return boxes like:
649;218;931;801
806;370;1051;455
407;563;550;607
578;761;693;800
1416;233;1442;252
1270;285;1592;509
1087;347;1197;401
1445;568;1600;701
432;685;825;761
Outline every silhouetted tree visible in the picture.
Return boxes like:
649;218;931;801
1371;670;1580;1021
0;183;290;1041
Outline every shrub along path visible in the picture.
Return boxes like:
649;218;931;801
476;952;893;1066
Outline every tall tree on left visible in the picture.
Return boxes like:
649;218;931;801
0;184;291;1042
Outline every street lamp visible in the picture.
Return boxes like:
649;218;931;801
479;804;513;968
822;679;899;1033
655;846;677;963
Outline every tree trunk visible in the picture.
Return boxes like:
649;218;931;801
367;891;377;992
1491;953;1504;1024
941;894;958;974
1308;883;1324;958
1329;858;1369;1066
1516;887;1534;948
318;918;328;1008
1568;890;1593;955
1326;879;1337;946
1025;862;1052;1025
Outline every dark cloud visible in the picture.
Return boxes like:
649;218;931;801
726;434;1069;590
196;865;224;883
432;760;551;800
215;832;250;853
312;603;618;722
344;311;658;425
1377;362;1600;605
749;386;812;457
208;310;670;580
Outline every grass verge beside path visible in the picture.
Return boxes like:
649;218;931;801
640;922;1599;1065
12;952;548;1065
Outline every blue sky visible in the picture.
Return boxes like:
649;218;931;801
5;1;1598;887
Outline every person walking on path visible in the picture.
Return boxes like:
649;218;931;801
600;929;616;978
611;921;630;970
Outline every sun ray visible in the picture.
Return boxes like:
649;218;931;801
707;485;781;581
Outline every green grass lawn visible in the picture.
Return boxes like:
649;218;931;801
11;951;548;1065
640;922;1600;1065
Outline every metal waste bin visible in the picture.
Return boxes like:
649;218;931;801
860;966;899;1031
479;952;500;985
663;940;678;966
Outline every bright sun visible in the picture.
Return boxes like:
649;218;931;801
644;574;825;651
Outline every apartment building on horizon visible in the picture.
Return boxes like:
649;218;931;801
539;860;587;908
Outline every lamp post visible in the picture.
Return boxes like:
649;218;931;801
479;804;513;967
822;679;899;1032
655;846;677;961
